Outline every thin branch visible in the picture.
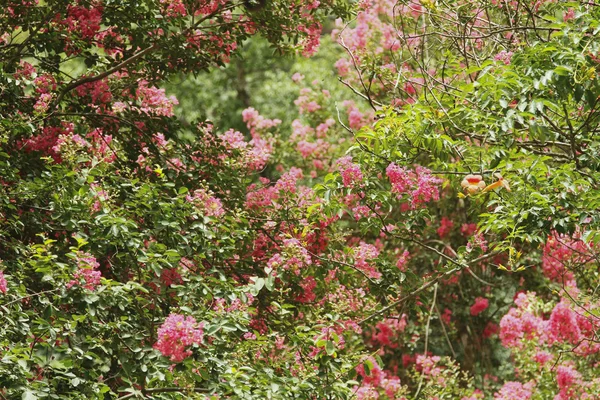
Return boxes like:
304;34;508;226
414;283;438;399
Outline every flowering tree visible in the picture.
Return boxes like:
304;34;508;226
324;0;600;398
2;0;600;399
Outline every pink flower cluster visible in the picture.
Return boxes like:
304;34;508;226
336;156;363;187
154;313;204;362
90;182;109;211
385;163;442;208
267;238;312;275
555;365;581;399
298;22;323;57
52;128;116;164
354;357;405;399
136;80;179;117
353;242;381;279
14;61;36;80
33;93;52;113
294;88;322;114
186;188;225;218
499;292;600;355
67;251;102;291
343;100;370;130
395;249;410;271
296;276;317;303
499;293;545;348
494;50;513;65
246;137;273;170
437;217;454;238
242;107;281;134
467;231;488;253
296;139;329;160
470;297;489;316
21;122;75;162
275;167;304;194
245;179;278;210
563;8;575;22
0;270;7;294
542;233;592;285
220;129;248;151
34;74;57;94
371;315;407;348
61;4;103;40
416;354;442;377
75;77;112;104
493;381;534;400
219;129;273;171
159;0;186;17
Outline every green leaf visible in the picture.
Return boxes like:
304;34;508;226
22;391;38;400
325;340;336;356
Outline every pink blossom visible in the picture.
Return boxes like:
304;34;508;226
437;217;453;238
541;234;588;284
494;50;513;65
33;93;52;113
356;357;385;386
499;307;544;349
470;297;489;316
136;80;179;117
461;223;478;237
152;133;169;148
556;365;581;397
112;101;127;113
336;156;363;187
14;61;36;80
33;74;57;94
372;315;407;348
354;385;379;400
296;276;317;303
294;92;322;114
267;239;312;275
63;4;103;39
75;78;112;104
533;351;553;366
292;72;305;82
386;163;412;194
547;301;582;345
493;381;533;400
242;107;281;133
416;354;442;377
563;8;575;22
348;107;364;130
352;204;373;220
67;252;102;291
296;140;319;159
0;271;7;294
411;166;443;206
291;119;314;141
186;188;225;217
275;167;303;193
469;231;488;252
247;137;273;170
298;22;322;57
154;314;204;362
396;250;410;271
386;163;442;207
160;0;186;16
219;129;248;150
354;242;381;279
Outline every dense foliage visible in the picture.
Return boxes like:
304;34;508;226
1;0;600;399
